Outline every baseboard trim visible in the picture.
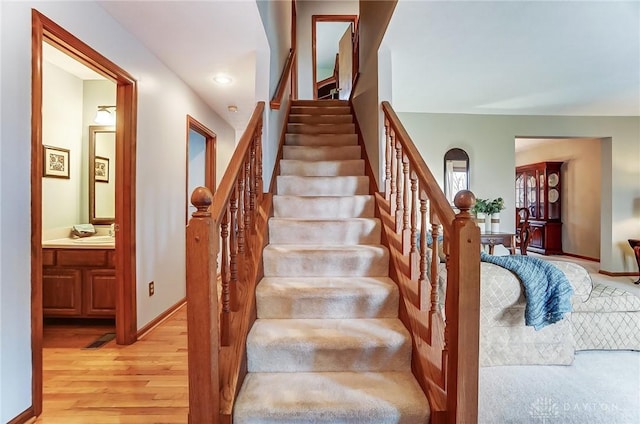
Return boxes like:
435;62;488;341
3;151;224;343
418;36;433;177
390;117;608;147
563;252;599;262
137;298;186;340
7;406;34;424
599;270;640;277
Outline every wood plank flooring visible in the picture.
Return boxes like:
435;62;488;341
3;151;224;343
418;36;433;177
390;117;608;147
32;306;188;423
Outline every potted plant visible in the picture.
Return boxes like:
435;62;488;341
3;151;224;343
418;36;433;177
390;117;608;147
486;197;505;232
471;198;489;229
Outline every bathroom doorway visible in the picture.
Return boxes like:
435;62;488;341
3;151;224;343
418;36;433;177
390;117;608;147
31;9;137;416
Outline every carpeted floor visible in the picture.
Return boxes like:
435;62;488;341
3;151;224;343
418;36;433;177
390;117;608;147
479;350;640;423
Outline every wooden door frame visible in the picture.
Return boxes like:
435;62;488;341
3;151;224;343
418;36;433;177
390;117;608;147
311;15;358;99
31;9;138;416
185;115;216;223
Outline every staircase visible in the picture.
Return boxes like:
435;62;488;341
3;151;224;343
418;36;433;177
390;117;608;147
233;100;429;423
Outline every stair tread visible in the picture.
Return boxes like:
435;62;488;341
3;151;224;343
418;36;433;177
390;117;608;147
284;135;358;147
273;195;375;218
265;244;387;252
256;276;398;319
234;371;430;423
257;275;396;290
249;318;409;345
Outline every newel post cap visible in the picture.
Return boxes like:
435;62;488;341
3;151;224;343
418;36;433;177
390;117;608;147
454;190;476;218
190;186;213;217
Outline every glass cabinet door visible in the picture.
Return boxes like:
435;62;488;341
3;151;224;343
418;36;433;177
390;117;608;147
527;173;537;218
515;173;525;208
538;173;545;219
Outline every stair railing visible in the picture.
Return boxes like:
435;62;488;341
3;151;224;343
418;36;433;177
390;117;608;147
379;101;480;424
270;48;296;110
186;101;270;423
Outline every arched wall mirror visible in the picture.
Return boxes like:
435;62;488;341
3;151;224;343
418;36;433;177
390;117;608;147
89;125;115;224
444;148;469;205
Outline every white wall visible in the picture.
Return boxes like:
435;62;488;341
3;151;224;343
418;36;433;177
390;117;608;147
352;0;397;190
41;61;84;231
397;112;640;274
257;0;292;190
516;138;602;260
296;0;359;100
0;2;235;419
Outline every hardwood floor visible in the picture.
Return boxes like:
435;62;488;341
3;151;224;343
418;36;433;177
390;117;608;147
32;306;188;423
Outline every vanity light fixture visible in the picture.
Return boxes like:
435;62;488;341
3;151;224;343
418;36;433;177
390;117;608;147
213;74;232;85
94;105;116;125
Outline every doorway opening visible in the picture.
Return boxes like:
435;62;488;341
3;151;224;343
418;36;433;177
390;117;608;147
186;115;217;222
312;15;358;100
31;9;137;416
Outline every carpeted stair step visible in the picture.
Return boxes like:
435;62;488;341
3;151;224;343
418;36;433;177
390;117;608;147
279;159;364;176
287;123;355;134
256;276;399;319
289;114;353;124
273;195;374;218
292;99;348;107
285;133;358;146
263;244;389;277
290;105;351;115
283;145;361;161
276;175;369;196
269;218;381;245
233;371;430;423
246;318;411;372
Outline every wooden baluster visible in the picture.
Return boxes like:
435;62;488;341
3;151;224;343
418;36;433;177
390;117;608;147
249;135;257;230
244;158;251;238
419;195;428;313
390;129;397;215
384;118;392;201
410;174;419;280
237;173;246;256
402;156;411;254
255;121;264;203
229;185;239;312
220;208;230;347
430;219;441;300
185;187;219;422
429;210;441;339
395;142;404;233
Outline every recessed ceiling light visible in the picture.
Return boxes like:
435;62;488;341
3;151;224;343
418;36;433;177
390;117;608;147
213;74;232;85
228;105;238;112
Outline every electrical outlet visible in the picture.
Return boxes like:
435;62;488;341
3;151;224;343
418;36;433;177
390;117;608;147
148;281;155;296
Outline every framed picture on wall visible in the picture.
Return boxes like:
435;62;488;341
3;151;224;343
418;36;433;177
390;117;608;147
43;145;70;179
95;156;109;183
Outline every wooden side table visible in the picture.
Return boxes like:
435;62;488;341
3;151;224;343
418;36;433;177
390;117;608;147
628;239;640;284
481;232;516;255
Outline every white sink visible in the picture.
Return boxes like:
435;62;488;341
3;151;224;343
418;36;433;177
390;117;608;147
72;235;115;244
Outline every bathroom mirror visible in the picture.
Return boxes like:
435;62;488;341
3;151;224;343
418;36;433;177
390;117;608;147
89;125;115;224
444;148;469;205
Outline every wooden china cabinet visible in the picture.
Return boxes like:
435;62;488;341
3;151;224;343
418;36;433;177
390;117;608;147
515;161;563;255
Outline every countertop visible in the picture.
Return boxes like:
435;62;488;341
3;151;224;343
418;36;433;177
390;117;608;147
42;235;115;249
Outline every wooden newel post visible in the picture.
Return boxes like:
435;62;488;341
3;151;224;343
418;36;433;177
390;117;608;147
446;190;480;424
186;186;220;424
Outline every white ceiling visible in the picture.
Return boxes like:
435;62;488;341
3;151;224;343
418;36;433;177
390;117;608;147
55;0;638;136
384;0;640;116
97;0;268;132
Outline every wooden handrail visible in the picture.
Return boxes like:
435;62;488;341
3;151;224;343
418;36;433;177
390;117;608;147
270;49;296;110
378;101;480;423
186;101;267;423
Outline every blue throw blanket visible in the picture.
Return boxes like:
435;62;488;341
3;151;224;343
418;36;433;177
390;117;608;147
480;251;573;330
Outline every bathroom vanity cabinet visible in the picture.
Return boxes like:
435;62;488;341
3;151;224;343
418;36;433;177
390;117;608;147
42;248;116;318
